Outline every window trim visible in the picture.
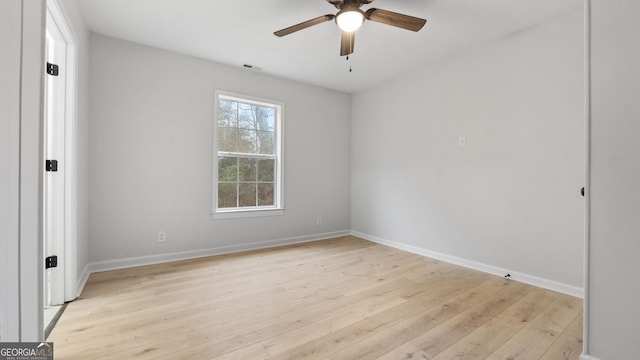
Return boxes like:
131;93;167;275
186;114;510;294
212;90;284;219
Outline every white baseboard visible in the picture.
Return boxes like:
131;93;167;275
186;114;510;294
580;355;603;360
86;230;351;275
351;231;584;298
76;229;583;300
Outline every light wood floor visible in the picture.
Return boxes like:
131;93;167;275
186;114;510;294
49;236;583;359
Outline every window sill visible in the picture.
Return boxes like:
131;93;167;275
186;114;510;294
212;208;284;220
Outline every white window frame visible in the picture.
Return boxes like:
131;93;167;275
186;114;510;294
212;91;284;219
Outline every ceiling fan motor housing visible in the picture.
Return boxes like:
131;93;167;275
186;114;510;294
329;0;373;10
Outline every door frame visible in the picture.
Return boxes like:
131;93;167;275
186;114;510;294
581;0;591;358
45;0;78;303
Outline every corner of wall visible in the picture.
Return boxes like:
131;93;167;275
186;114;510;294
75;263;91;299
352;231;584;298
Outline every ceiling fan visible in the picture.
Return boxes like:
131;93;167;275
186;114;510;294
274;0;427;56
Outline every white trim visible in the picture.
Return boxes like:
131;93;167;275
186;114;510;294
3;0;23;341
19;0;46;341
580;355;602;360
212;90;285;215
44;9;66;307
352;231;584;298
582;0;591;355
45;0;78;303
86;230;350;274
213;208;284;220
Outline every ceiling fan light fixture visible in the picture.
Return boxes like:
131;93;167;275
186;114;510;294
336;10;364;32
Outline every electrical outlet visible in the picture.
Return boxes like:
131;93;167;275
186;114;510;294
316;216;322;225
158;231;166;243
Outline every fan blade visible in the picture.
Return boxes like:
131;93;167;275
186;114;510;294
327;0;342;9
274;14;335;37
340;31;355;56
365;8;426;32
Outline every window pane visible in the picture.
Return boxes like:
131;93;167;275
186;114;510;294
257;107;275;131
258;183;274;206
257;131;274;155
238;129;257;153
218;157;237;181
218;99;237;127
218;127;237;152
257;159;274;182
238;158;257;182
218;183;237;208
237;103;257;130
239;183;257;207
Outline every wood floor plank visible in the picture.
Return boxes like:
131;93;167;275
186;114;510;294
271;277;513;360
361;279;532;360
426;287;560;360
170;278;418;358
262;290;407;356
484;295;583;360
212;343;271;360
48;236;583;360
538;312;584;360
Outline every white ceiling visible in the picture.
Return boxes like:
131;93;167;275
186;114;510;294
77;0;581;93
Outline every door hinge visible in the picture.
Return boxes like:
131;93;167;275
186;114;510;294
45;256;58;269
46;62;59;76
46;160;58;172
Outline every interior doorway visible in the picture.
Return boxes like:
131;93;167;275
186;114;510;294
43;0;78;337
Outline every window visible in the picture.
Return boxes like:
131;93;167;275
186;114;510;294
213;92;283;217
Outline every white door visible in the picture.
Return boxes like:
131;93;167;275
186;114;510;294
44;21;66;307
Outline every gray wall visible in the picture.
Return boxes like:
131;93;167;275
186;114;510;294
351;9;585;290
88;34;351;265
587;0;640;358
